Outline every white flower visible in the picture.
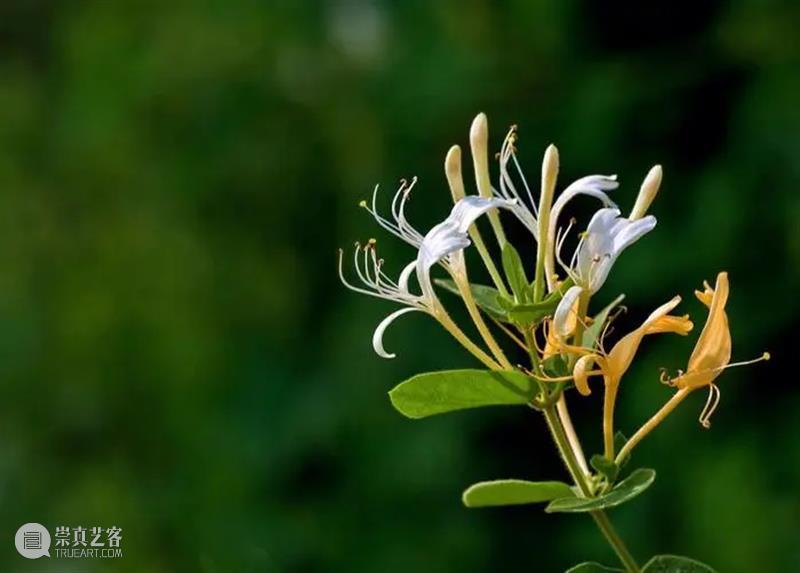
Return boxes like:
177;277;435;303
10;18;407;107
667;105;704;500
494;127;619;265
571;207;657;293
552;207;656;322
341;194;515;358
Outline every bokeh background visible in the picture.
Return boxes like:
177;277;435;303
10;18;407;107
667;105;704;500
0;1;797;571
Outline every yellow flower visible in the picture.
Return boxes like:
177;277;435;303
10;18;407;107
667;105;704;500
573;295;693;458
614;272;770;463
573;296;693;396
670;272;731;391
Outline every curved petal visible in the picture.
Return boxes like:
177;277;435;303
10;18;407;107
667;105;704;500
679;272;731;389
611;215;657;254
576;208;657;293
545;177;618;290
450;195;516;234
372;307;423;359
605;295;683;385
416;196;515;300
576;208;620;286
554;285;584;338
573;353;601;396
397;260;418;295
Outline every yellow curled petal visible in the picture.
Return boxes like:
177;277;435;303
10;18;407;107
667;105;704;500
573;354;601;396
646;314;694;335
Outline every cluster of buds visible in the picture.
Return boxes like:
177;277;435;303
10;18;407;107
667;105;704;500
339;113;768;471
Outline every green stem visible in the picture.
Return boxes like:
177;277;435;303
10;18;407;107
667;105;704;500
615;388;690;466
543;406;640;573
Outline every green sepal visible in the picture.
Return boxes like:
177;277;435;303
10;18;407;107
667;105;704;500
590;454;620;483
566;563;624;573
498;278;574;326
389;369;537;419
545;468;656;513
434;279;508;322
541;354;569;378
642;555;717;572
462;479;575;508
500;242;531;302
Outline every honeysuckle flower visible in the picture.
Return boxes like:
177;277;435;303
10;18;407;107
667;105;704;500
660;272;769;427
572;296;693;397
341;194;515;360
567;207;657;294
551;207;657;327
668;273;731;391
614;272;769;464
573;295;692;458
494;127;619;244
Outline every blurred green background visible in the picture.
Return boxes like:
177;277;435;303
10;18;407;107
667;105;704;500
0;1;797;571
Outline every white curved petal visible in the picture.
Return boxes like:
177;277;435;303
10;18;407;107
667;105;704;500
554;285;584;337
611;215;656;254
415;196;515;301
397;260;418;295
577;209;657;293
449;196;516;233
372;307;423;359
545;177;618;291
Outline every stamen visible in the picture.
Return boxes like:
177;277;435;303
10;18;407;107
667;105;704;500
721;352;771;370
698;383;721;429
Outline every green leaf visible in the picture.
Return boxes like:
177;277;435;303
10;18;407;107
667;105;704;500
643;555;717;572
545;468;656;513
590;454;619;483
501;242;530;302
582;294;625;349
566;563;624;573
434;279;508;321
462;479;574;508
389;369;537;419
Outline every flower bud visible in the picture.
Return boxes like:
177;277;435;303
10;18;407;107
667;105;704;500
630;165;662;220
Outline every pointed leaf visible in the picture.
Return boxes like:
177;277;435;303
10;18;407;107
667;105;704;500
643;555;716;572
546;468;656;513
462;479;574;508
501;242;530;302
434;279;508;321
389;370;537;419
583;294;625;349
566;563;624;573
